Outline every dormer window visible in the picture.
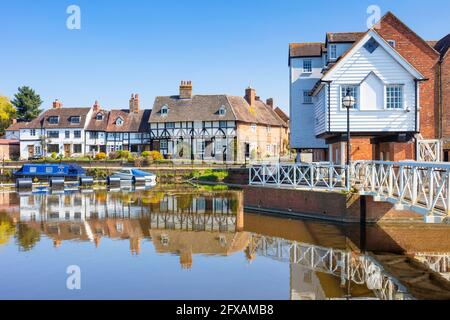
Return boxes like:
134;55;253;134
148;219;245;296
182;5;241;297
161;105;169;116
387;40;396;48
219;106;226;116
115;117;124;126
96;113;104;121
48;116;59;124
70;116;80;124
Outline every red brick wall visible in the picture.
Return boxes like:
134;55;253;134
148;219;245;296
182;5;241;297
442;53;450;148
378;13;440;139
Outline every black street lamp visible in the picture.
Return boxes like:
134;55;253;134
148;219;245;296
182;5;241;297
342;88;356;189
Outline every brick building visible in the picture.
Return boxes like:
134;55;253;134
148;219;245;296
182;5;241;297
434;34;450;160
289;12;442;163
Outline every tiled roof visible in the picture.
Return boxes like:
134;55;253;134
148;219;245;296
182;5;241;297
150;95;287;127
227;96;288;127
106;109;151;132
0;139;19;145
289;42;323;58
274;107;289;123
86;110;110;131
435;34;450;58
40;107;91;129
5;121;31;131
326;32;365;43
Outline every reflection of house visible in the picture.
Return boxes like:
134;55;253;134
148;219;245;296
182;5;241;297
149;82;288;162
150;229;250;269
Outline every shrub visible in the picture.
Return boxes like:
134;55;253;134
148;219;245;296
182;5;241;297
95;152;107;160
118;150;131;159
134;157;144;167
108;151;120;160
141;151;151;158
51;152;57;159
149;151;164;161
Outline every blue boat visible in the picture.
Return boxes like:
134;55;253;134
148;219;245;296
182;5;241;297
14;163;86;180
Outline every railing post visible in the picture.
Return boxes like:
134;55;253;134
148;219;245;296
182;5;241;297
277;163;281;187
428;168;434;211
371;163;376;193
388;164;394;197
293;163;297;186
309;163;314;189
399;165;404;200
248;166;252;185
412;167;418;205
447;171;450;216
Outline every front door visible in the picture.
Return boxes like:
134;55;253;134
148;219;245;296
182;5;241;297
28;145;34;158
64;144;71;157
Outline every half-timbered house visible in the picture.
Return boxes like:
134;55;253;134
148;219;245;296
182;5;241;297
149;81;288;162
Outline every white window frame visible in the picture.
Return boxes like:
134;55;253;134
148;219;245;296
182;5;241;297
385;84;405;110
48;116;59;125
340;85;359;110
329;44;337;60
196;140;205;155
219;106;226;116
70;116;81;124
302;59;312;73
30;129;36;136
116;117;124;126
251;123;257;132
160;139;168;149
303;91;313;104
74;130;81;139
161;106;169;116
266;125;271;133
387;40;396;48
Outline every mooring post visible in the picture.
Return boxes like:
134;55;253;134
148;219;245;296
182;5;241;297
360;195;367;253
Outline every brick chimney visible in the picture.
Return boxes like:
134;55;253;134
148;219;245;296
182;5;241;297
52;99;62;109
266;98;274;109
93;100;101;112
12;118;17;124
245;87;256;106
129;94;140;113
179;81;193;99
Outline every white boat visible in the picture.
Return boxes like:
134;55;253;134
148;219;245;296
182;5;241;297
109;168;157;184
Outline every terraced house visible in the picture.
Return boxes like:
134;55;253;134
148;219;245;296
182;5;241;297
289;12;443;163
7;96;151;159
149;81;289;162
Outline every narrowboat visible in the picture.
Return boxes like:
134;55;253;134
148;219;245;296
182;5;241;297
14;163;87;180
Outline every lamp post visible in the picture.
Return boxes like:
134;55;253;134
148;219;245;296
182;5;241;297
342;88;356;190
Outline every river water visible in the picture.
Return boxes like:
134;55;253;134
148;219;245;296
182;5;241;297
0;184;449;300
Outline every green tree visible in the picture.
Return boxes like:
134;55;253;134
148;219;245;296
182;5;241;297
0;96;17;136
11;86;43;122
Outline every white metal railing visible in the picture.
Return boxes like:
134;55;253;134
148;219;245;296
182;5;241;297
249;161;450;220
249;162;348;191
352;161;450;218
249;235;412;300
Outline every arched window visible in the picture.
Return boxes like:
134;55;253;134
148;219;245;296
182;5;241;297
96;112;104;121
219;106;226;116
116;117;124;126
161;105;169;116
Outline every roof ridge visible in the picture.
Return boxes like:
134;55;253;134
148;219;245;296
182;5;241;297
380;11;440;57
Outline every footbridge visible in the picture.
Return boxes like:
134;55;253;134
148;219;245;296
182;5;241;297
249;235;450;300
249;161;450;222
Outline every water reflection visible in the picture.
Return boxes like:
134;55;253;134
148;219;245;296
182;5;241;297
0;186;449;300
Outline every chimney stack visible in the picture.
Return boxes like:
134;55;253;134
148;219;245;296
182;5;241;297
245;87;256;107
52;99;62;109
12;118;17;124
129;94;140;113
179;81;193;99
93;100;101;112
266;98;274;109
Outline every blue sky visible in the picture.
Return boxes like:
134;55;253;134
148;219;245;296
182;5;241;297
1;0;449;113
